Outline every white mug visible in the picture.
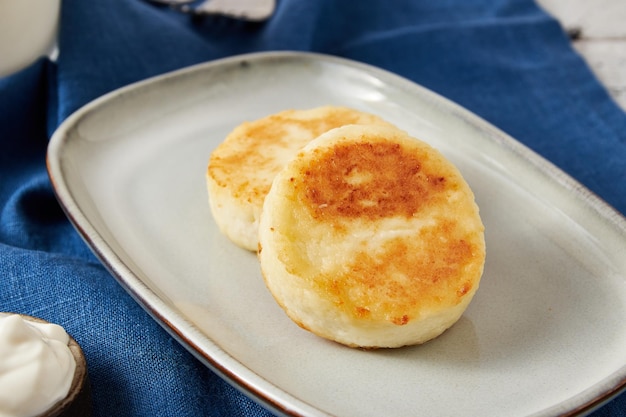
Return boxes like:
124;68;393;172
0;0;61;77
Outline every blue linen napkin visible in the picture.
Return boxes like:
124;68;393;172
1;0;625;416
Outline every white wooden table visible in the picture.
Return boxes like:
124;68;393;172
537;0;626;110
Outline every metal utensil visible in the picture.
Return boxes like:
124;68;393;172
145;0;275;22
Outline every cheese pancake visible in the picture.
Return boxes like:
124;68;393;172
206;106;393;251
258;124;485;348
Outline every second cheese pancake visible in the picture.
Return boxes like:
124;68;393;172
206;106;392;251
258;124;486;348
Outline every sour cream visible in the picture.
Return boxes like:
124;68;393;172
0;314;76;417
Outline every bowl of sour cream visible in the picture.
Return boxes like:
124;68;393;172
0;313;91;417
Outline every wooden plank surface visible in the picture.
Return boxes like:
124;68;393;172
537;0;626;110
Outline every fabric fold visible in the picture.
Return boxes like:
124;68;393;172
1;0;625;416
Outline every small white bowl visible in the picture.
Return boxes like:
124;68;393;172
0;0;61;77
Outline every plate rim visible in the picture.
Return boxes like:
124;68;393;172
46;50;626;417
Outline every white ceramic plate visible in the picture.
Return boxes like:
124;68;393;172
47;52;626;417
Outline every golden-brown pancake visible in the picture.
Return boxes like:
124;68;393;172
206;106;393;251
258;124;485;348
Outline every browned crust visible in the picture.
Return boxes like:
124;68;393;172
273;128;485;326
207;107;392;205
292;140;453;220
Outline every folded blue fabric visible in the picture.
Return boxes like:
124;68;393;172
1;0;625;416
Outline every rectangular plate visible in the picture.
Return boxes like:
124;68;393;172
47;52;626;416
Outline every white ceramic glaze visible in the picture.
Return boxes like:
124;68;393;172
47;52;626;417
0;0;61;77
